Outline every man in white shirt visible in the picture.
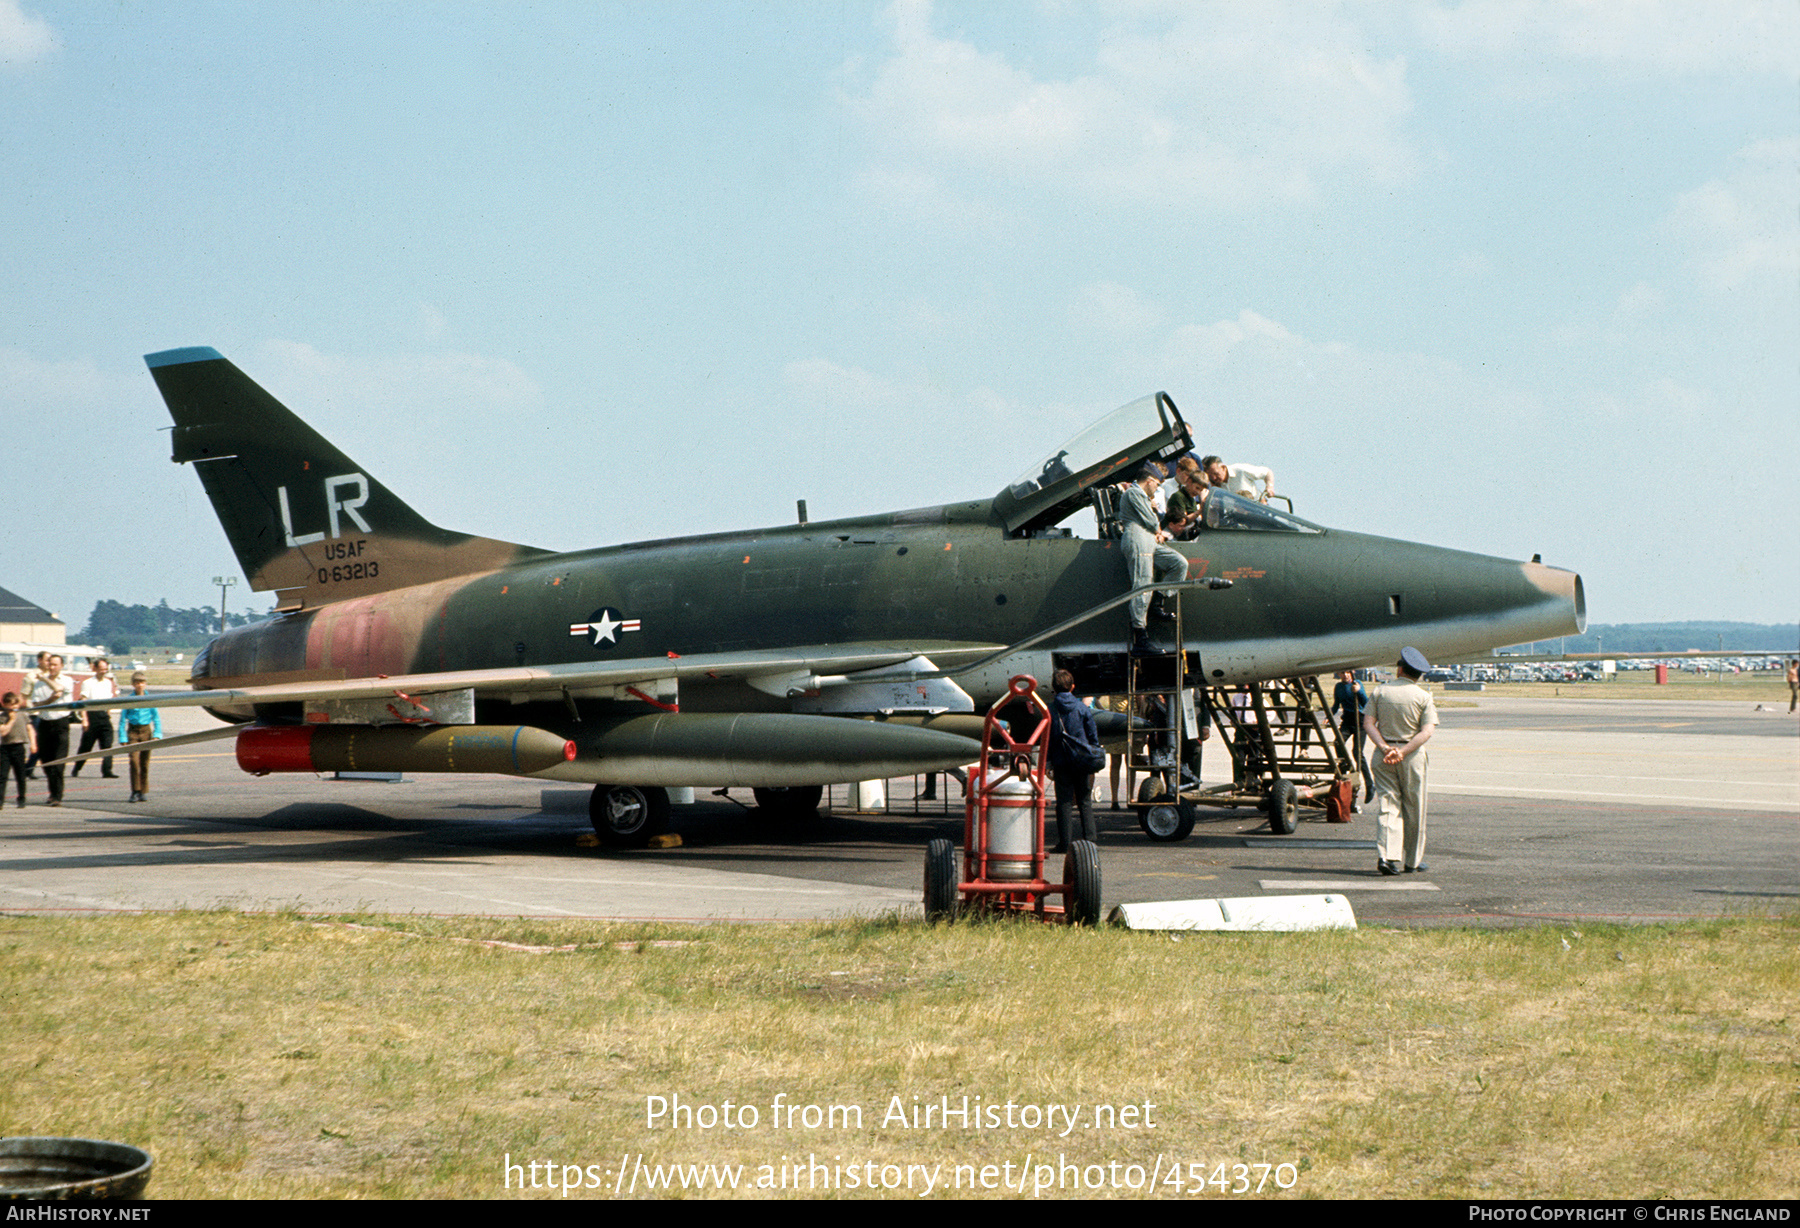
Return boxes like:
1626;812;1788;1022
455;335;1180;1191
72;657;120;778
1200;455;1276;504
29;655;74;805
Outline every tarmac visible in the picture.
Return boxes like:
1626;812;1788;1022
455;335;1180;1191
2;695;1794;927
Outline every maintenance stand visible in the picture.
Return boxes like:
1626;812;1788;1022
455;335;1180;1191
1126;596;1359;842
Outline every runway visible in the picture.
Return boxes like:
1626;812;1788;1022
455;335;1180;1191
3;696;1793;927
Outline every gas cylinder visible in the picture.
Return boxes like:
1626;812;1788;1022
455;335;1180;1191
978;765;1039;881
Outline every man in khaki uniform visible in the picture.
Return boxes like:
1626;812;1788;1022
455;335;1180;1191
1363;646;1438;875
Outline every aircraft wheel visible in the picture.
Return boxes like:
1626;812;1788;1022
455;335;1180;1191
752;785;823;821
590;784;671;848
1138;791;1194;842
1136;775;1173;805
1266;778;1298;835
923;838;959;923
1065;839;1102;926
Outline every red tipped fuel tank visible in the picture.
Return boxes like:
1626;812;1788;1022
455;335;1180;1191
236;724;576;776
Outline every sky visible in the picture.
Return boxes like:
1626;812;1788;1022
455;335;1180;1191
3;0;1795;634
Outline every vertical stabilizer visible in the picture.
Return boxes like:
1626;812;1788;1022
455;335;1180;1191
147;347;544;608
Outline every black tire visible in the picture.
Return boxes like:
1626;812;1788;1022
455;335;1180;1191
1138;791;1194;842
1066;839;1102;926
923;838;959;922
590;784;671;848
1266;777;1298;835
752;785;823;821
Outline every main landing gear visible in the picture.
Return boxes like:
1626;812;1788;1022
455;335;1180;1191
589;784;671;847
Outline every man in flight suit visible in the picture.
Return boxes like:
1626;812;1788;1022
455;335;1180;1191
1363;646;1438;875
1120;467;1188;655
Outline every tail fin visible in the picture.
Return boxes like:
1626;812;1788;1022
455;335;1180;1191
148;347;546;609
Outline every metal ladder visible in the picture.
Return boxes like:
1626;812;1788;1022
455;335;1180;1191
1124;591;1190;803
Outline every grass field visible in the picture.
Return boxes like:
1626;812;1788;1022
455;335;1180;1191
3;912;1794;1200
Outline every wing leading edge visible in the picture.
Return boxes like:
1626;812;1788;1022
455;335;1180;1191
43;641;1006;714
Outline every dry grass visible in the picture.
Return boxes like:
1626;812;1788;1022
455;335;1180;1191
2;912;1794;1199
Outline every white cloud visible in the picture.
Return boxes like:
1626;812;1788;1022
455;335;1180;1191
1414;0;1800;76
776;356;1098;507
1164;309;1303;374
249;340;542;421
0;346;123;405
782;355;1015;434
852;163;1015;233
1613;280;1664;322
415;303;449;338
847;0;1415;211
0;0;54;66
1069;281;1165;337
1668;139;1800;293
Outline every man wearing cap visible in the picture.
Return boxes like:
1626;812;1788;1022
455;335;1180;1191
1363;646;1438;875
1119;467;1188;655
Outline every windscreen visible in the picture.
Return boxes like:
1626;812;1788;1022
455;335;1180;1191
1203;490;1320;534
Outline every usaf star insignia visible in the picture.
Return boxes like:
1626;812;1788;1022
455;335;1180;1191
568;607;642;648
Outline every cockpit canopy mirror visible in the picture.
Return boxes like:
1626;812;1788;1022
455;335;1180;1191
992;392;1192;535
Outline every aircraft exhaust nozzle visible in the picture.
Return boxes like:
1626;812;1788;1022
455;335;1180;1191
236;724;577;776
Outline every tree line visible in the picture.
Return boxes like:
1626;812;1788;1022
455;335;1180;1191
79;599;272;654
1518;621;1798;655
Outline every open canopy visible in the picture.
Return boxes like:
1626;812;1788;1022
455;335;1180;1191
991;392;1193;534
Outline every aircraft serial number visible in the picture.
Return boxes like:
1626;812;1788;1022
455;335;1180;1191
318;561;380;584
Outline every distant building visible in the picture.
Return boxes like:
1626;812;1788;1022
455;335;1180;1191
0;585;65;645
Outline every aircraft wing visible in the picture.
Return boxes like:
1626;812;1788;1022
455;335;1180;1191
40;641;1007;714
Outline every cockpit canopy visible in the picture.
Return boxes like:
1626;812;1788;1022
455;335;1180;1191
992;393;1191;535
991;391;1322;537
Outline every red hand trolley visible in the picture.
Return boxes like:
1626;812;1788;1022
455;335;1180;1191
922;674;1102;925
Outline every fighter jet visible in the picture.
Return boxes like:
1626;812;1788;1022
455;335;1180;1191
56;347;1583;845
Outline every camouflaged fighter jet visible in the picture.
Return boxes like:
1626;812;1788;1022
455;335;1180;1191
55;346;1583;846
